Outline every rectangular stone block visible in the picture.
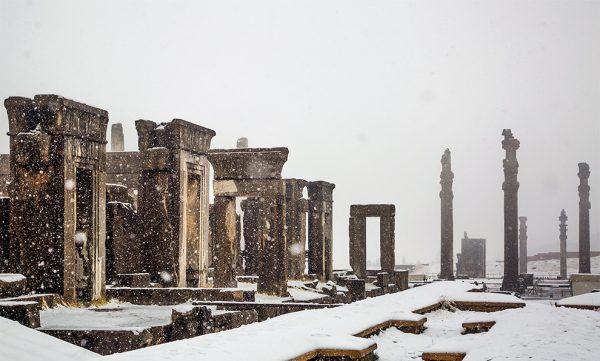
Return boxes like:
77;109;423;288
350;204;395;217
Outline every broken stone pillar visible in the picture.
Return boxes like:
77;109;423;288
519;216;528;274
439;148;454;280
308;181;335;281
559;210;568;280
501;129;520;292
349;205;395;279
111;123;124;152
5;95;108;302
285;179;308;279
106;184;140;282
208;148;289;296
578;163;591;274
136;119;215;287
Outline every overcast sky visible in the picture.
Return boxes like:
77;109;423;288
1;0;598;270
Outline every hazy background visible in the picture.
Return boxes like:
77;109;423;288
1;0;598;270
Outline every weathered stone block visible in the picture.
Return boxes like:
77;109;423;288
0;300;40;328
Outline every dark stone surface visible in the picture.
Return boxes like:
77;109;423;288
0;300;40;328
501;129;520;292
106;287;255;305
308;181;335;281
578;163;591;273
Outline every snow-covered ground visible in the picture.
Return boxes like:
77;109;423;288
40;301;229;332
557;292;600;307
373;302;600;360
1;316;99;361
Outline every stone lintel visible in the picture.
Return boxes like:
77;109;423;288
135;119;215;154
307;181;335;202
208;147;289;180
6;95;109;144
213;179;286;197
350;204;395;217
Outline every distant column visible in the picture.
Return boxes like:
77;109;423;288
501;129;520;292
111;123;124;152
559;210;568;279
307;181;335;281
578;163;591;274
236;137;248;149
439;148;454;280
519;216;528;274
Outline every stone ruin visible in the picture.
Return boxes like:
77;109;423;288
456;233;486;279
5;95;108;302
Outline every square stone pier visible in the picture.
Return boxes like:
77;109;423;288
4;95;109;302
136;119;215;287
307;181;335;281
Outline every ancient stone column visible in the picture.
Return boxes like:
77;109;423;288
308;181;335;281
519;216;528;274
578;163;591;274
5;95;108;302
348;214;367;279
136;119;215;287
285;179;308;279
559;209;568;279
213;196;238;288
501;129;520;292
439;148;454;280
111;123;125;152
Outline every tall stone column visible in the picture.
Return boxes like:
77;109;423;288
559;210;568;279
578;163;591;274
111;123;124;152
308;181;335;281
213;196;238;288
380;216;395;274
439;148;454;280
285;179;308;279
501;129;520;292
519;216;528;274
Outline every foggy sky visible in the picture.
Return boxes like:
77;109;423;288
1;0;598;269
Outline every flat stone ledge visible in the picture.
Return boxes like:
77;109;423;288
106;287;255;305
350;204;395;217
422;352;466;361
462;320;496;334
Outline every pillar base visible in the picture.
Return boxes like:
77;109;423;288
500;278;520;292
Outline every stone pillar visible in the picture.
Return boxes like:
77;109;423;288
136;119;215;287
213;196;238;288
111;123;124;152
257;196;288;295
285;179;308;279
501;129;520;292
348;215;366;279
439;148;454;280
0;197;10;273
106;184;140;282
578;163;591;274
5;95;108;302
559;209;568;280
308;181;335;281
241;198;261;275
519;216;528;274
380;216;395;274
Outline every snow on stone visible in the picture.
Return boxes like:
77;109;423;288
0;273;26;283
94;281;476;361
40;301;228;332
0;316;99;361
556;292;600;307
